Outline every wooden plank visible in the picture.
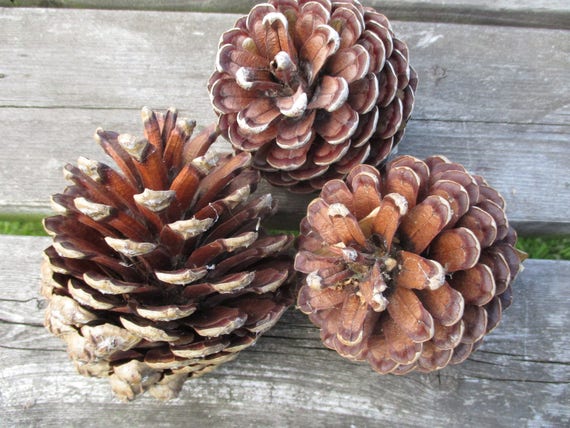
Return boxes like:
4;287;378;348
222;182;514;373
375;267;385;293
1;0;569;29
1;9;569;123
0;235;569;426
1;107;568;235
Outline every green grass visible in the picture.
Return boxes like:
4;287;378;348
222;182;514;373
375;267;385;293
1;216;569;260
0;215;47;236
516;236;570;260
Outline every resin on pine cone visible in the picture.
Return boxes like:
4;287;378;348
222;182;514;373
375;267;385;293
294;155;526;374
208;0;417;192
41;107;295;400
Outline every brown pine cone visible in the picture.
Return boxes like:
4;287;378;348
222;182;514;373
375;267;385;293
208;0;417;192
41;107;295;400
295;155;526;374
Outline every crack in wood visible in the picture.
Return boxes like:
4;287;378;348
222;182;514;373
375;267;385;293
1;106;568;128
0;297;36;303
0;297;44;305
511;357;570;366
0;344;63;352
0;104;141;111
0;319;43;328
478;349;570;365
466;374;570;385
411;117;570;128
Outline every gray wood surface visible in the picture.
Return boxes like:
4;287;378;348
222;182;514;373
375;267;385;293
0;8;569;234
1;0;569;29
0;5;569;425
0;235;568;426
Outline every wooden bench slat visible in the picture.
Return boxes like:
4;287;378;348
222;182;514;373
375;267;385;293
1;9;568;124
0;235;568;425
1;0;569;30
2;106;567;234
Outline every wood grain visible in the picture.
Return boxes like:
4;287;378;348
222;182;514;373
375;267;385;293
0;235;568;426
0;9;568;234
1;0;569;29
1;9;569;123
0;5;568;427
3;105;567;234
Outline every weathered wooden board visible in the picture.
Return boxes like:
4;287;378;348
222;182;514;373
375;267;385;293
1;9;569;123
1;0;569;29
0;235;568;426
1;107;568;235
0;9;569;234
0;3;568;427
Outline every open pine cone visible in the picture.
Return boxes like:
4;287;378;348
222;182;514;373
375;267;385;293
295;155;526;374
208;0;417;192
41;107;295;400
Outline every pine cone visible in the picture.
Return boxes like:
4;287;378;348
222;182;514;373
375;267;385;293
294;155;526;374
208;0;417;192
41;107;295;400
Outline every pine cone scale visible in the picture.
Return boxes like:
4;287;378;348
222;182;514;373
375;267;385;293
307;75;348;112
387;286;434;343
395;250;445;291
